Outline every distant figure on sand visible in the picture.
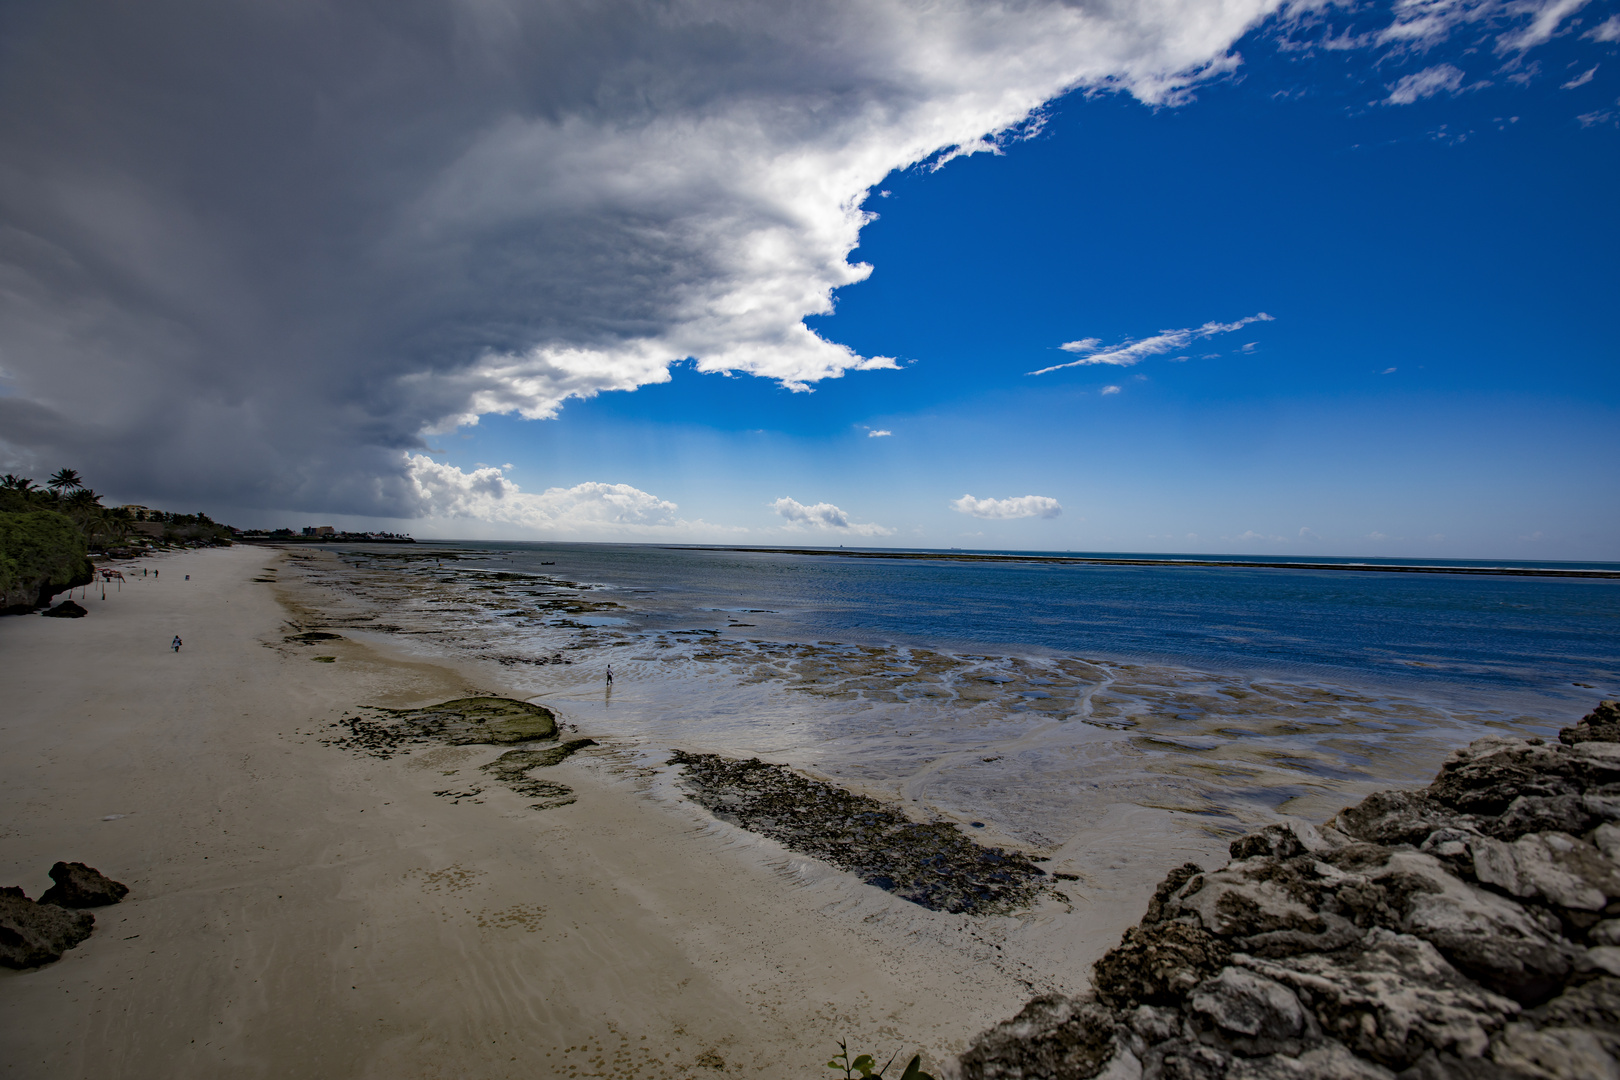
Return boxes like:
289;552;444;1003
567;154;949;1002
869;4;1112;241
605;664;613;686
171;636;182;652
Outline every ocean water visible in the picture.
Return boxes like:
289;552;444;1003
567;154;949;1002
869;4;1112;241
295;541;1620;875
446;543;1620;696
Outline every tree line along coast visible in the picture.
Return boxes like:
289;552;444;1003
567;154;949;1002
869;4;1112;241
0;469;412;615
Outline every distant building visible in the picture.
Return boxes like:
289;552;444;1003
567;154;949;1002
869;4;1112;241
302;525;337;536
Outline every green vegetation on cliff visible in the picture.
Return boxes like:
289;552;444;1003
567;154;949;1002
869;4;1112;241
0;509;94;611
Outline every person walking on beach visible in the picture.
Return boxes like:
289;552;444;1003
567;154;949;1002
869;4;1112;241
171;635;182;652
605;664;613;687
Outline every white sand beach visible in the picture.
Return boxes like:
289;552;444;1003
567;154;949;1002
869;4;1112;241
0;544;1118;1079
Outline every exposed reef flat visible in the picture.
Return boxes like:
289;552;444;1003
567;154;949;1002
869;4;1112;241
960;701;1620;1079
669;750;1053;915
320;696;557;758
697;547;1620;580
320;696;585;808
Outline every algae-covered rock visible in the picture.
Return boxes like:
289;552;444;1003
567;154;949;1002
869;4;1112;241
322;697;559;758
479;738;596;810
957;995;1128;1080
1093;920;1232;1007
41;600;87;618
386;697;557;745
0;887;95;969
1561;701;1620;746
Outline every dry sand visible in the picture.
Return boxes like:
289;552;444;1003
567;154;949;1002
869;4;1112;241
0;545;1099;1079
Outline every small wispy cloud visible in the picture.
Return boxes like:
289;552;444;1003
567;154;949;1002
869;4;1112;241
1363;0;1594;56
1496;0;1593;53
1384;64;1466;104
1032;313;1273;376
1562;65;1598;89
771;496;893;536
1100;385;1121;395
1382;366;1398;374
868;429;893;438
951;494;1063;520
1588;15;1620;41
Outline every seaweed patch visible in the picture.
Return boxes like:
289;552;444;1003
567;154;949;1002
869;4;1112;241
479;738;598;809
668;750;1051;915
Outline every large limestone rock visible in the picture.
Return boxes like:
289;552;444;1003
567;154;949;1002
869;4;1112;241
958;701;1620;1080
0;887;94;969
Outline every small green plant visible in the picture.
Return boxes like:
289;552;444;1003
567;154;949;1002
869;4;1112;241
826;1040;934;1080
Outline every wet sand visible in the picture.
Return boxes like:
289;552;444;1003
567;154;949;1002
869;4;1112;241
0;545;1076;1079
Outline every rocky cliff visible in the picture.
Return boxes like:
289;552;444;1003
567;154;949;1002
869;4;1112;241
959;701;1620;1080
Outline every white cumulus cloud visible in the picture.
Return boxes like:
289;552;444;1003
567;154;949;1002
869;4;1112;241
868;429;893;438
951;494;1063;520
771;497;894;536
1032;314;1273;375
404;453;698;535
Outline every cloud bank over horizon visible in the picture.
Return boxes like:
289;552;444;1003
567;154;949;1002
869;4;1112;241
771;497;894;537
404;454;701;535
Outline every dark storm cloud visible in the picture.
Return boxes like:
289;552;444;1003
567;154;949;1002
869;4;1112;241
0;0;1288;515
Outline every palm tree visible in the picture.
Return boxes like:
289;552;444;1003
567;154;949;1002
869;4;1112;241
47;468;84;496
1;474;36;491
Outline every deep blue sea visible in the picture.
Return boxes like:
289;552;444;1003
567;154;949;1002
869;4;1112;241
430;542;1620;708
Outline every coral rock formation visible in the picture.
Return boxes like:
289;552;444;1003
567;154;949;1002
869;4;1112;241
960;702;1620;1079
0;887;95;969
38;861;130;908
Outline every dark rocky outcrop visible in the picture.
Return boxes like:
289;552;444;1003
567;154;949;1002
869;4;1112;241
959;702;1620;1079
0;887;95;969
38;862;129;908
40;599;87;618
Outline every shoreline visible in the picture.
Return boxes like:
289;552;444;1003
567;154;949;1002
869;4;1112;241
0;544;1066;1078
7;543;1604;1076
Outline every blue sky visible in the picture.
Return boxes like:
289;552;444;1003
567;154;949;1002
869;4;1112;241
2;1;1616;558
421;14;1620;558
